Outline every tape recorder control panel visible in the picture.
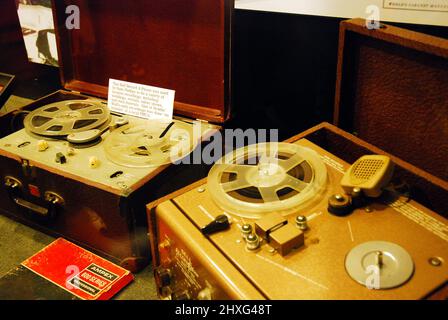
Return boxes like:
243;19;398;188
0;100;214;193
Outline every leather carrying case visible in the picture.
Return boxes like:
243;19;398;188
334;18;448;182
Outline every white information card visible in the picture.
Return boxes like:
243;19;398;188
108;79;175;120
235;0;448;27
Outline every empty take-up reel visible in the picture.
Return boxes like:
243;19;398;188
207;143;328;219
103;120;196;168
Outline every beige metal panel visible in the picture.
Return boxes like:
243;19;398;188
154;201;266;300
0;115;217;194
170;138;448;300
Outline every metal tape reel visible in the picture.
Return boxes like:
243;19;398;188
103;120;195;168
24;100;110;137
207;143;328;219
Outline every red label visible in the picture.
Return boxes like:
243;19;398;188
28;184;41;198
22;238;133;300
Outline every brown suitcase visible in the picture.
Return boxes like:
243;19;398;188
334;18;448;182
0;0;234;272
147;19;448;300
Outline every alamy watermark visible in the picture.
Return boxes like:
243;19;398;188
65;265;80;289
168;125;280;165
365;265;381;290
366;5;381;30
66;5;80;30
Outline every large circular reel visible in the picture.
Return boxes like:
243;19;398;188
103;120;195;168
207;143;328;219
24;100;110;137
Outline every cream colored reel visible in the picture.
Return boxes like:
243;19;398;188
103;120;195;168
24;100;110;138
207;143;328;219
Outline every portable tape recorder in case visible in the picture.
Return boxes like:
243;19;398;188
148;130;448;300
0;97;217;271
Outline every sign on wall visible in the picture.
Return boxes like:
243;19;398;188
235;0;448;27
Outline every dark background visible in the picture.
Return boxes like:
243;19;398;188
229;10;448;140
1;0;448;140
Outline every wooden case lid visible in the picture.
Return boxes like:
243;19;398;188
334;18;448;181
52;0;233;123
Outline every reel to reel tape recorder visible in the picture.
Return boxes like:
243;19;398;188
15;99;205;171
0;0;233;272
148;123;448;300
0;96;217;271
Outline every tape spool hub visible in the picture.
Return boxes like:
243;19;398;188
24;100;110;137
345;241;414;289
207;143;327;219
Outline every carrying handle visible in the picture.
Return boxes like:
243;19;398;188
4;176;64;219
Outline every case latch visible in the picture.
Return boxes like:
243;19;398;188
21;159;36;178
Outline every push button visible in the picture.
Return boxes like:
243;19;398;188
269;224;304;256
55;153;67;164
28;184;41;198
254;213;287;241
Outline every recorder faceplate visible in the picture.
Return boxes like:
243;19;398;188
150;139;448;300
0;101;215;193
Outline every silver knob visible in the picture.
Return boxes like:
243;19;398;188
246;233;260;251
296;215;308;231
241;224;253;239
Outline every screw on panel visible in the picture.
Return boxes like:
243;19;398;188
429;257;443;267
